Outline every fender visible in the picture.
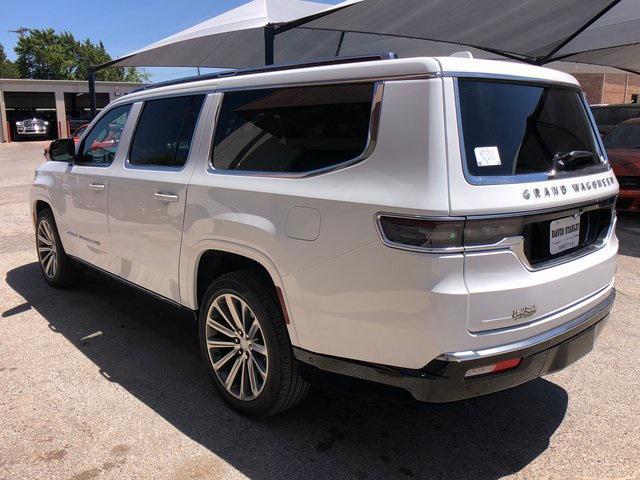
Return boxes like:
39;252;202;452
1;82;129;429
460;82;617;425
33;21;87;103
30;192;71;248
180;238;299;344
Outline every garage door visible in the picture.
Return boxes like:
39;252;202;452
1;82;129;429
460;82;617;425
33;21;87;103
4;92;58;141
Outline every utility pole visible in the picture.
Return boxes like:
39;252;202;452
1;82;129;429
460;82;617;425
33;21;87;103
9;27;30;38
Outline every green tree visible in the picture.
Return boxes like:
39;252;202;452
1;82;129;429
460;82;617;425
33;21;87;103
0;43;20;78
15;29;148;82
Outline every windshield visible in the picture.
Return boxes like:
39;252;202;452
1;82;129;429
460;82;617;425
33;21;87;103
603;124;640;149
458;79;601;181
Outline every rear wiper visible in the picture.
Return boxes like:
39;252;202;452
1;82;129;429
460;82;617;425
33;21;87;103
552;150;594;171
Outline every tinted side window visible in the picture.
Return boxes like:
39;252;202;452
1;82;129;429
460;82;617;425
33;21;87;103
212;84;374;173
129;95;205;168
79;105;131;165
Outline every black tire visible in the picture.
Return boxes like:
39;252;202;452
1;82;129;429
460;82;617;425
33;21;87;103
199;271;309;417
35;208;83;288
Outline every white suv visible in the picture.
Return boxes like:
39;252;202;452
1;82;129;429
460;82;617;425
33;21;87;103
31;55;618;416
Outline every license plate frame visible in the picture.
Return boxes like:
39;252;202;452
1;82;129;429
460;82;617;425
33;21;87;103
549;215;581;255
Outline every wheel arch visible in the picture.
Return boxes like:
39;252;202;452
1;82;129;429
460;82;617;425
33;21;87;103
183;240;298;343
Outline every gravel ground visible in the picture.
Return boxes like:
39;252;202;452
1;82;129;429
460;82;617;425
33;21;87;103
1;141;639;480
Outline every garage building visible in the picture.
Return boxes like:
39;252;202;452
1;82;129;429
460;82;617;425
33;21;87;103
0;79;144;143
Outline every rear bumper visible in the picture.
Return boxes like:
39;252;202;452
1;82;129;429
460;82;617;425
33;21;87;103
294;290;614;402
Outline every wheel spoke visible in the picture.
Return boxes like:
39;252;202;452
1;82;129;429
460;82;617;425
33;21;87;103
213;301;237;333
247;319;259;341
225;295;244;332
213;348;238;371
38;246;51;253
206;317;236;338
42;222;54;242
247;356;260;396
251;354;266;378
207;339;237;349
239;358;246;399
51;254;57;275
252;342;267;356
44;253;55;276
225;357;243;389
37;234;52;246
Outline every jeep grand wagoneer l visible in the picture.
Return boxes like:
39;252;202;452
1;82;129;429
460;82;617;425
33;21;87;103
31;55;618;416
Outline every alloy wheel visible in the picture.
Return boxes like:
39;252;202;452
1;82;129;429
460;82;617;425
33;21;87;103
205;293;269;400
37;219;58;279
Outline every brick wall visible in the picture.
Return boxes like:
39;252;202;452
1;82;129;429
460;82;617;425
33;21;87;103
574;72;640;105
574;74;604;104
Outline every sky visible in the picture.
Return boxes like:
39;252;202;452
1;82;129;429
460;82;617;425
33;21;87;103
1;0;339;82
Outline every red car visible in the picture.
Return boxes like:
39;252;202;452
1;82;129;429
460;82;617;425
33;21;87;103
604;117;640;212
72;124;89;144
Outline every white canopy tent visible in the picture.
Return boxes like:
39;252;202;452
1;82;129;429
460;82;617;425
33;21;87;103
88;0;640;115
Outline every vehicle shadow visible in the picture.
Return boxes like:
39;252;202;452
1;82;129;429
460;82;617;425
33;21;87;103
5;263;568;480
616;213;640;258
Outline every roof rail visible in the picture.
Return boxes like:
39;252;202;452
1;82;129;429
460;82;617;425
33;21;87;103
133;53;399;93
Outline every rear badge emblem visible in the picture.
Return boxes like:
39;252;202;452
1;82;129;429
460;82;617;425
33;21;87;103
512;305;537;321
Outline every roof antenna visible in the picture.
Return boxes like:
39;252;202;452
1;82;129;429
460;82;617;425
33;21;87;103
450;51;474;59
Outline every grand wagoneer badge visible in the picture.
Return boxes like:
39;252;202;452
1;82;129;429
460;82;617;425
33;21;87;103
523;174;616;200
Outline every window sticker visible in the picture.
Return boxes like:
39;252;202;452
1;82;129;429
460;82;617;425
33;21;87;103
474;146;501;167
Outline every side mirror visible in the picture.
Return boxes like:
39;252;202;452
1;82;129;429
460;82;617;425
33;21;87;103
46;138;76;162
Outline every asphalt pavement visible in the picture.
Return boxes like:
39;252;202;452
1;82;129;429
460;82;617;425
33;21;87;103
1;141;639;480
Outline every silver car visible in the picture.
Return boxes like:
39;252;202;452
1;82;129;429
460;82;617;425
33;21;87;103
16;118;49;137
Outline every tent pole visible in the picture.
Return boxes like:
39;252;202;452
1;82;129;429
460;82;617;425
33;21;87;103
264;26;275;65
88;68;97;119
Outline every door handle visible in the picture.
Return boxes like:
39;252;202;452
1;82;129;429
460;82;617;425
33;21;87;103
88;183;105;192
154;192;180;203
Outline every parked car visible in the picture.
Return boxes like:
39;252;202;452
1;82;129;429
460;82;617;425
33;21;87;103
591;103;640;136
31;55;618;417
603;118;640;211
15;118;49;138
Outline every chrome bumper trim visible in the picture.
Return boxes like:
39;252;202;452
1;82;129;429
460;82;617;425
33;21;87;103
437;288;615;362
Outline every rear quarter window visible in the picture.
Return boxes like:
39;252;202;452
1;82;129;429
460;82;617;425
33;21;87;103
211;83;375;174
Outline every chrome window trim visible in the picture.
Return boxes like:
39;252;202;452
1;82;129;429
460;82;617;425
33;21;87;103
374;212;466;254
452;76;610;186
206;81;385;179
75;103;134;168
123;94;207;173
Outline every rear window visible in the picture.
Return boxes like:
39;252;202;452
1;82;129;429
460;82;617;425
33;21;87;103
458;79;602;182
592;106;640;126
211;83;374;173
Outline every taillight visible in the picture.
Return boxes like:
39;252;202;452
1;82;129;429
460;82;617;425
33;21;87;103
377;214;526;252
377;215;464;252
463;217;524;247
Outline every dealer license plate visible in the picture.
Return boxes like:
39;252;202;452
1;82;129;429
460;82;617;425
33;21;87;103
549;216;580;255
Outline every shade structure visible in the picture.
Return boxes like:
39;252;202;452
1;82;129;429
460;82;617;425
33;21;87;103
92;0;640;117
108;0;334;69
299;0;640;73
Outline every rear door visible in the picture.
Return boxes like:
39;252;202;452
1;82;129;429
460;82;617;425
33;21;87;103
443;77;618;332
107;94;208;302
